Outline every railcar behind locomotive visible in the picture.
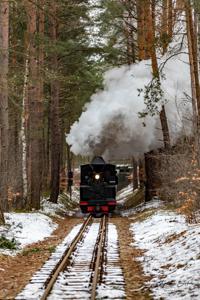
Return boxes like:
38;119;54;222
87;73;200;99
80;156;118;216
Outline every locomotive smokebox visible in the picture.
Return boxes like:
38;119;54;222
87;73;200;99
91;156;106;165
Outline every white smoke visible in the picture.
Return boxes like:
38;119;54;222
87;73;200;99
66;53;192;159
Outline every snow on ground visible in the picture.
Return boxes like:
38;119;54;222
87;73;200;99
97;224;125;299
41;187;80;217
17;222;125;300
117;184;133;204
0;213;57;255
48;223;100;300
120;195;163;217
71;186;80;202
16;224;81;300
40;199;68;217
130;209;200;299
0;187;80;255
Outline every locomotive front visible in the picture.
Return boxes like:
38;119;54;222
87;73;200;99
80;156;118;216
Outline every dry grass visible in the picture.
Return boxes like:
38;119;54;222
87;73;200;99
164;231;187;244
112;217;152;300
122;188;145;210
157;139;200;223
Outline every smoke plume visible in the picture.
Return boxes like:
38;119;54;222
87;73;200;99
67;53;192;159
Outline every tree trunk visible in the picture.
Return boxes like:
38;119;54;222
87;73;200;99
185;0;200;165
66;144;73;192
151;0;171;149
8;98;24;209
186;7;198;127
122;1;136;64
136;0;151;60
43;102;51;191
21;47;29;201
38;0;45;192
168;0;173;40
0;1;9;212
139;159;145;188
49;80;61;203
144;150;162;201
160;105;171;149
132;157;138;190
25;0;43;209
49;4;61;203
161;0;168;53
0;205;5;225
185;1;200;117
7;3;24;210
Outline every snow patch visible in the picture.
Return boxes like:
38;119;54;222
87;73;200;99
117;184;133;204
40;187;80;218
16;224;81;300
40;199;67;217
0;213;57;255
121;198;164;217
130;210;200;299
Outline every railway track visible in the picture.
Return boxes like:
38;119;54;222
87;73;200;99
90;215;107;300
16;215;125;300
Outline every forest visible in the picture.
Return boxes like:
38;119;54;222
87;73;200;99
1;0;200;299
1;0;200;221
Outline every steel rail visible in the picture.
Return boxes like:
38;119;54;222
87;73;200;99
40;214;93;300
91;215;107;300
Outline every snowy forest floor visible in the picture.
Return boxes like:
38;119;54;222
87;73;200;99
0;217;81;299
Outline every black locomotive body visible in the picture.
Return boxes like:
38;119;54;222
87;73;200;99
80;156;118;215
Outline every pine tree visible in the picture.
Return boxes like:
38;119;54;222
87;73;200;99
0;0;9;214
24;0;43;209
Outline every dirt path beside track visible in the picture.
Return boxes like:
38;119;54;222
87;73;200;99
112;217;152;300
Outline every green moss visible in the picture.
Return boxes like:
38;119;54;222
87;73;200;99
42;190;51;198
47;245;56;253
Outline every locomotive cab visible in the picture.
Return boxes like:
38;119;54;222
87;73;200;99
80;156;118;215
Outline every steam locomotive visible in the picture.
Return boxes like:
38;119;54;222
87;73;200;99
80;156;118;216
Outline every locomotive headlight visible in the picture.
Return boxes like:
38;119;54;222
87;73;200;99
95;174;100;180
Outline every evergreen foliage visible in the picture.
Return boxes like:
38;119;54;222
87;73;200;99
0;236;17;250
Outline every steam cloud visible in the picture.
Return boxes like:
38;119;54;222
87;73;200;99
67;53;192;159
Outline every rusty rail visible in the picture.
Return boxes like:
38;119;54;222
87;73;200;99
91;215;107;300
40;214;93;300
